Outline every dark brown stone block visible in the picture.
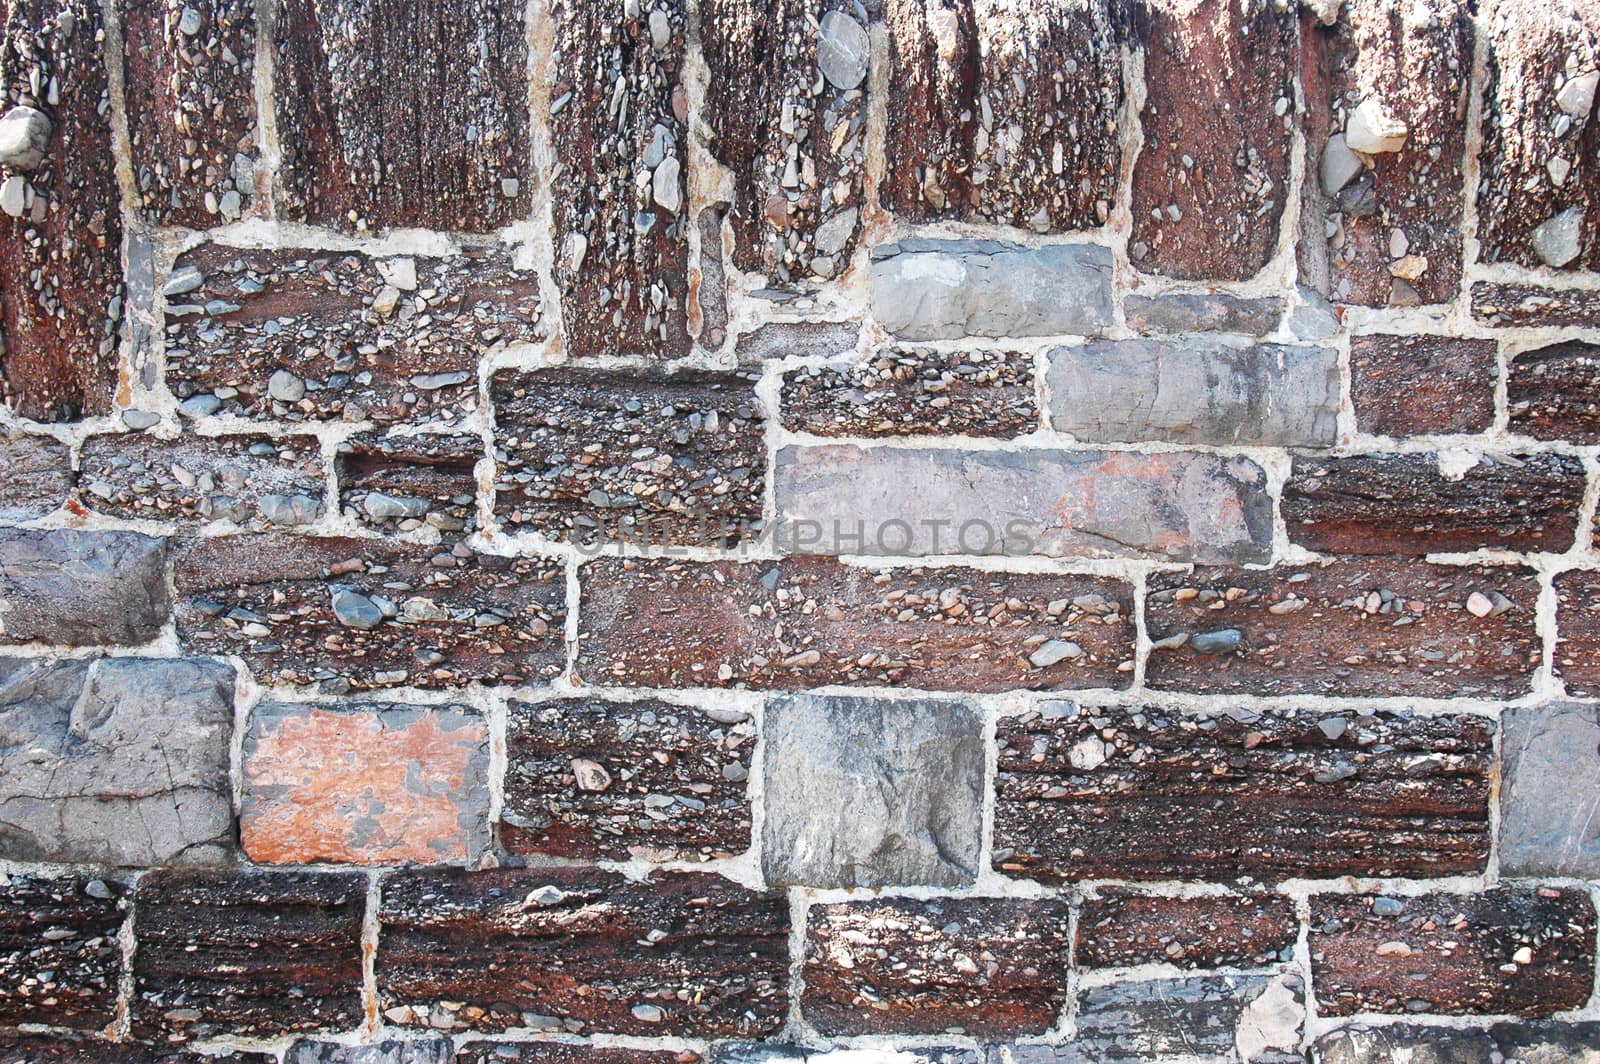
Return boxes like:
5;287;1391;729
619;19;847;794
1310;888;1597;1017
337;431;481;536
0;0;123;422
1473;282;1600;328
121;0;259;228
780;347;1035;438
1129;0;1296;281
131;868;366;1042
491;367;763;547
173;535;566;691
1508;341;1600;442
1078;892;1297;969
0;432;71;519
1349;334;1496;437
1553;570;1600;698
802;896;1072;1038
1145;560;1541;699
377;868;788;1037
994;703;1493;884
1283;452;1585;555
0;1034;275;1063
0;874;125;1030
881;0;1122;232
272;0;530;231
577;557;1133;692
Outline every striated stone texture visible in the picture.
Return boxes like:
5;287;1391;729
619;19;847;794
0;874;125;1030
881;0;1122;232
121;0;258;228
1123;293;1283;337
502;697;753;863
0;1034;276;1062
1473;283;1600;328
1046;339;1339;446
1130;0;1297;281
1145;560;1541;698
0;529;167;646
0;432;71;519
550;0;689;358
1508;341;1600;442
491;368;763;547
0;657;235;866
272;0;530;231
803;897;1072;1038
1310;888;1597;1017
337;431;481;536
1077;892;1298;969
578;557;1133;692
1313;1023;1600;1064
993;703;1493;883
1349;334;1497;437
736;321;859;363
243;702;490;865
377;868;789;1037
1070;973;1305;1063
1500;703;1600;877
165;245;542;426
1283;452;1586;555
173;535;565;690
781;347;1036;439
763;694;983;888
776;445;1273;564
1556;569;1600;697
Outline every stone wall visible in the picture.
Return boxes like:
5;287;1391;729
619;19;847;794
0;0;1599;1061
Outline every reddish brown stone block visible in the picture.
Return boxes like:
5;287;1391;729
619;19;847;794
1508;341;1600;442
1349;334;1496;437
1130;0;1296;281
1145;560;1541;699
173;535;566;691
131;868;366;1042
121;0;259;228
802;896;1072;1038
0;432;71;519
1553;570;1600;698
165;245;542;425
994;704;1493;884
1283;452;1585;555
1077;892;1297;970
377;868;788;1037
0;1034;274;1063
881;0;1122;232
337;431;481;536
1310;888;1597;1017
0;874;126;1030
0;0;123;422
243;702;491;865
577;557;1133;692
780;347;1036;438
272;0;530;231
502;697;752;863
1474;283;1600;328
456;1048;698;1064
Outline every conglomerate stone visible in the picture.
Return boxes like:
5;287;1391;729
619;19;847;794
0;873;126;1030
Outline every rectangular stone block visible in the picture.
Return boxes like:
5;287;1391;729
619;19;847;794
881;0;1122;232
1556;569;1600;697
1145;560;1541;698
131;869;366;1042
0;433;72;520
0;657;236;866
994;703;1492;883
456;1048;695;1064
78;431;325;529
377;868;788;1037
1500;703;1600;877
577;557;1133;692
775;445;1272;564
781;347;1036;438
763;694;982;888
0;529;167;646
1077;892;1298;970
1067;973;1304;1063
0;874;126;1030
549;0;689;357
1123;293;1283;337
1314;1022;1600;1064
1310;888;1597;1017
736;321;859;363
1508;341;1600;442
803;897;1072;1038
337;431;481;536
870;240;1112;339
502;697;753;863
0;1034;275;1063
1283;452;1586;554
287;1042;453;1064
490;367;763;547
1473;283;1600;328
1349;334;1497;437
243;702;490;865
165;245;542;426
1046;339;1339;446
121;0;259;227
173;535;565;691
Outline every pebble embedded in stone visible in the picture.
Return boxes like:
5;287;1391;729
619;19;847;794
651;155;681;213
1029;639;1082;669
1372;896;1406;917
1190;628;1243;655
1345;97;1408;154
178;393;221;418
377;257;418;291
362;491;430;521
0;174;26;217
571;757;612;792
258;493;322;527
268;369;306;403
0;105;51;170
121;409;161;430
814;207;858;257
631;1003;665;1023
331;589;384;630
1530;207;1584;269
817;9;869;91
1318;717;1348;741
177;5;201;34
1465;591;1494;618
372;284;401;317
1068;735;1108;771
1556;69;1598;118
164;265;205;297
1320;133;1361;195
648;7;670;49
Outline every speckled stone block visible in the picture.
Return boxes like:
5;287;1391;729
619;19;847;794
1508;341;1600;442
0;874;126;1030
1077;892;1298;969
1554;570;1600;697
337;431;481;537
1349;334;1497;437
1473;283;1600;328
780;348;1036;438
0;433;72;520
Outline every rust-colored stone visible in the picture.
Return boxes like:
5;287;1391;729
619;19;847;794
337;431;481;537
1349;334;1497;437
780;347;1036;438
0;874;125;1030
1474;283;1600;328
1553;570;1600;698
0;432;70;519
1078;892;1297;969
1508;341;1600;442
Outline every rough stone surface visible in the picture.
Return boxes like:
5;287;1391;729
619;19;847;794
994;703;1493;883
776;445;1273;564
1508;341;1600;442
456;1048;699;1064
735;321;859;362
1046;339;1340;446
1311;1025;1499;1064
1069;974;1305;1063
286;1042;454;1064
1310;888;1597;1017
1349;334;1497;437
502;697;753;863
762;694;983;888
131;869;366;1042
0;529;168;646
781;347;1036;438
0;657;235;866
243;702;491;865
803;897;1072;1038
338;431;481;537
694;208;729;348
1145;560;1541;698
577;557;1133;692
174;535;565;690
0;874;125;1029
1556;570;1600;698
1123;293;1283;337
1077;892;1298;970
1500;704;1600;879
0;433;71;519
1473;283;1600;328
377;868;788;1037
0;1035;275;1062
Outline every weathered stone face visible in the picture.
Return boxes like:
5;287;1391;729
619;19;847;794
286;1040;455;1064
1508;341;1600;442
1556;569;1600;697
0;433;71;519
0;1034;277;1062
1123;293;1283;337
781;347;1037;438
1067;973;1305;1063
1349;334;1497;436
0;874;126;1030
337;431;481;537
1474;283;1600;328
1499;703;1600;877
1077;892;1298;970
0;529;169;646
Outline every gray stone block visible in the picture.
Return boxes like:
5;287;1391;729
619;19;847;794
1500;703;1600;876
287;1040;454;1064
1124;293;1283;337
1049;973;1304;1064
0;529;169;646
1312;1024;1497;1063
762;694;983;888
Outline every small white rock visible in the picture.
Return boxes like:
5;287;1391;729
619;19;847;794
0;106;51;170
1067;736;1108;772
1319;132;1362;194
0;174;26;218
1345;97;1408;154
1556;69;1598;118
816;10;869;91
377;257;417;291
1531;207;1584;268
1465;591;1494;618
267;369;305;403
651;155;681;213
